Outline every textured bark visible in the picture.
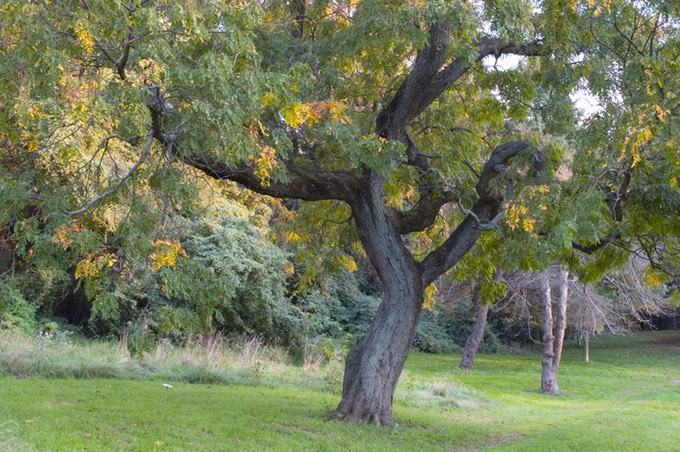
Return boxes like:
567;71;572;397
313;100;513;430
540;271;557;394
169;22;546;426
553;268;568;368
334;173;423;426
540;268;569;395
335;276;423;426
420;141;542;284
183;153;358;203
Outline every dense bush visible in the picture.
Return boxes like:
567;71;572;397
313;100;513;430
0;282;37;333
115;216;306;355
295;268;467;354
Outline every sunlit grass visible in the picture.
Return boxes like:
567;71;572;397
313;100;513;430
1;331;679;450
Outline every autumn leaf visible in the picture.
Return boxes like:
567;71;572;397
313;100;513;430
423;284;438;311
150;241;187;272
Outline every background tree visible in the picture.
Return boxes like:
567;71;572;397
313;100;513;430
458;268;504;371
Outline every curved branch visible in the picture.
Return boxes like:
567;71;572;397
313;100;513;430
572;167;631;254
377;35;544;142
416;39;544;120
390;190;450;234
375;32;544;228
182;153;359;202
65;129;154;216
420;141;543;284
376;22;451;141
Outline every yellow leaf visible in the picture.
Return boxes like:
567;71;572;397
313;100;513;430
283;261;295;278
261;92;277;109
653;104;668;122
75;254;98;279
282;103;311;128
27;139;39;152
286;231;303;243
75;21;95;54
340;255;358;272
250;146;278;186
423;284;438;311
645;267;665;287
327;100;350;123
150;241;186;272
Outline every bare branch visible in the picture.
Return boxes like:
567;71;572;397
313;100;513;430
65;130;154;216
456;194;505;231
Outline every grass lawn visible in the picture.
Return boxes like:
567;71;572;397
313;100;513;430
1;331;679;450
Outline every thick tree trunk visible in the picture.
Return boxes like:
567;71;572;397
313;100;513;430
459;270;502;370
540;268;569;395
335;273;423;426
335;174;423;426
459;304;489;371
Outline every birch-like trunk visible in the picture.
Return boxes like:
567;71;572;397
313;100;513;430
540;267;569;395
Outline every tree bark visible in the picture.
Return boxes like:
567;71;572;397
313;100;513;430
540;267;569;395
459;269;502;371
459;304;489;371
334;173;423;426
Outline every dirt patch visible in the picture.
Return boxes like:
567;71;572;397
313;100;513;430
651;337;680;348
454;433;524;451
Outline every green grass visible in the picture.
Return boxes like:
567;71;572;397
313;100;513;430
1;331;680;450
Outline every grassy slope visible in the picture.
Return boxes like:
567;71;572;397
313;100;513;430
1;331;679;451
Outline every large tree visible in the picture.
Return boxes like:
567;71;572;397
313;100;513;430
2;0;678;426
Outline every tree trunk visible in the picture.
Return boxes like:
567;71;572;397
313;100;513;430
335;274;423;426
459;270;502;370
540;267;569;395
335;174;423;426
583;332;590;363
459;304;489;370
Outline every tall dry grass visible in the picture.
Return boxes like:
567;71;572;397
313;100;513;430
0;331;337;390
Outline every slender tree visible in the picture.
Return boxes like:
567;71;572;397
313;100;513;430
459;269;503;371
539;267;569;395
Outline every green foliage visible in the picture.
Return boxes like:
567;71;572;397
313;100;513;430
126;320;157;358
107;216;306;350
0;283;37;333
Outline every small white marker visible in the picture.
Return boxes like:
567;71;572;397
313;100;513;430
163;383;173;389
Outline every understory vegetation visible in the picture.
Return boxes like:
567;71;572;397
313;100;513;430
1;331;679;450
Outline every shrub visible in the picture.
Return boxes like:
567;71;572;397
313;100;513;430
0;283;37;334
109;216;306;351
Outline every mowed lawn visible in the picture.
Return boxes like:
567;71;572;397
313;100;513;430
1;331;679;451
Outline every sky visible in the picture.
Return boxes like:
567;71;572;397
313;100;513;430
483;54;604;118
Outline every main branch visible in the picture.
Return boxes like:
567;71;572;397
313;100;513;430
420;141;544;284
183;154;359;202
